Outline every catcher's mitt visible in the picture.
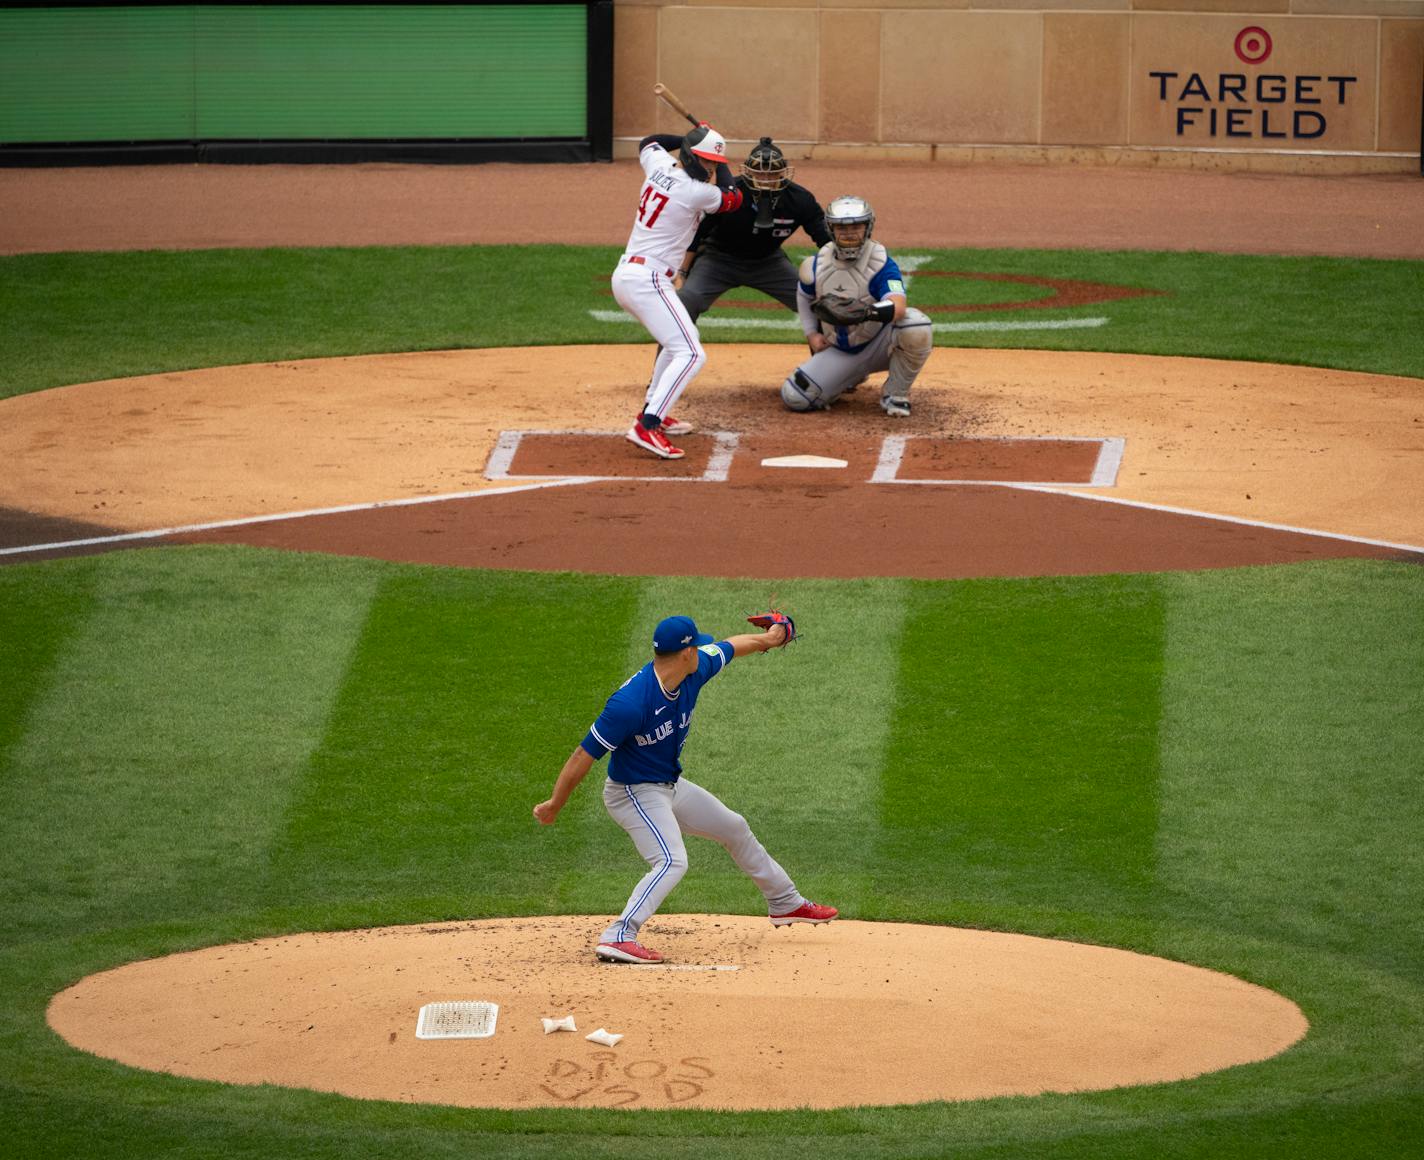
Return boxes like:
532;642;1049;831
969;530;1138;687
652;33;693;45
810;293;873;328
747;609;797;647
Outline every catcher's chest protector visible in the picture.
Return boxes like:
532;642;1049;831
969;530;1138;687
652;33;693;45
804;242;889;347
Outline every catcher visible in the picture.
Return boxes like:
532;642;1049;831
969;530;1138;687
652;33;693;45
780;195;934;417
532;611;837;965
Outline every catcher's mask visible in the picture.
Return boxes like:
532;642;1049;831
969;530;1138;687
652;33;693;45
740;136;792;192
825;195;875;261
679;124;727;182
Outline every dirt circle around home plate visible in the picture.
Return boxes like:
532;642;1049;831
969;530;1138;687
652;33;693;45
48;914;1309;1112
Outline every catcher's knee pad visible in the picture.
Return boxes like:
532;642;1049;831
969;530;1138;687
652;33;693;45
780;368;827;412
893;308;934;358
887;309;933;394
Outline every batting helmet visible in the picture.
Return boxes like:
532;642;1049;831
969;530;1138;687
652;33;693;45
825;195;875;261
741;137;792;192
679;124;728;181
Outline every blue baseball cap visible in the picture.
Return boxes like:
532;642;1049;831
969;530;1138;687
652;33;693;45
653;615;713;653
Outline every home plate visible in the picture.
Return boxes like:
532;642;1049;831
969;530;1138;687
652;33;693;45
760;454;848;469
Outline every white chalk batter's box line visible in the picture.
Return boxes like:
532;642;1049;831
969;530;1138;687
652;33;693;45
486;429;1126;489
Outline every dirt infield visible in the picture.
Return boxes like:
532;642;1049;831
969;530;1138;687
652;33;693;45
3;346;1420;569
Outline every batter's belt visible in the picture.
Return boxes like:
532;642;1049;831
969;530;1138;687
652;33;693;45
623;255;678;278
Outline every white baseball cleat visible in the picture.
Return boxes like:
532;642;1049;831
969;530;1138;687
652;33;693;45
880;396;911;418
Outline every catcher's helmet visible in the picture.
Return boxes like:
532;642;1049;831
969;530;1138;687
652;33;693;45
741;136;792;192
825;195;875;261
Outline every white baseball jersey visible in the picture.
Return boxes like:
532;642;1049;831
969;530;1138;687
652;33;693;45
623;142;727;270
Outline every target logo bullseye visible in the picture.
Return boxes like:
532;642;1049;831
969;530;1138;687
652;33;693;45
1234;26;1273;65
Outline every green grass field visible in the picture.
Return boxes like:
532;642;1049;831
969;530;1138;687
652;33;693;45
2;245;1423;401
1;239;1422;1158
2;552;1421;1158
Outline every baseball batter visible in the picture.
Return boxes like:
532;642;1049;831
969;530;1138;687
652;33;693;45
614;127;744;460
532;613;837;965
780;195;934;417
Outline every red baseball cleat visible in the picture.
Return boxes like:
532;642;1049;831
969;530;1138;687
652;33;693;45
596;941;664;964
661;415;693;436
770;901;839;927
626;422;685;460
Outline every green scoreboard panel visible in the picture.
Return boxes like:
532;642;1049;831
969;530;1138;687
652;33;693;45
0;4;609;163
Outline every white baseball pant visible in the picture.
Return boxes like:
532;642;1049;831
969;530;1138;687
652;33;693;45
610;259;706;421
600;777;805;945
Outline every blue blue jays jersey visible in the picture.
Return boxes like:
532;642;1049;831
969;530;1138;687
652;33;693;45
581;641;733;783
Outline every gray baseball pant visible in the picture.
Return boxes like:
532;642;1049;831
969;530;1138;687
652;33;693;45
599;777;804;946
678;251;800;320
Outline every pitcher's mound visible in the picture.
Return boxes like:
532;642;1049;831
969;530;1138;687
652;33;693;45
48;914;1306;1111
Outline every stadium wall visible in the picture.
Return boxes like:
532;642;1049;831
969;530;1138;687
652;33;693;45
612;0;1424;173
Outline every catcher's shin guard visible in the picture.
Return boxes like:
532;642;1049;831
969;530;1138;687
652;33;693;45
884;307;933;400
780;369;828;412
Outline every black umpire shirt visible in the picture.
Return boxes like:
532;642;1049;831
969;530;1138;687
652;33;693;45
691;180;831;261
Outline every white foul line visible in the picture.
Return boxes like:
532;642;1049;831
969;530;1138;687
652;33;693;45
1011;484;1424;554
0;477;599;559
588;309;1107;333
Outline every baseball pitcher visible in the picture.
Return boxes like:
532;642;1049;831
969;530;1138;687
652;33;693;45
533;612;837;965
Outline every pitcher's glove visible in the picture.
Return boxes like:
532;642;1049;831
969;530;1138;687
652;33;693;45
747;609;797;647
810;293;873;327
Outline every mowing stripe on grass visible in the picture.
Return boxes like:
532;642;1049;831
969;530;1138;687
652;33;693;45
1155;560;1424;980
0;547;376;941
876;575;1165;924
557;578;911;919
0;555;100;765
271;569;643;919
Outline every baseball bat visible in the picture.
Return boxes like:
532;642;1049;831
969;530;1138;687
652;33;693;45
653;83;700;128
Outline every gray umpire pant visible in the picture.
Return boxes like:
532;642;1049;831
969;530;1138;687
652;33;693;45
677;250;800;320
599;777;804;946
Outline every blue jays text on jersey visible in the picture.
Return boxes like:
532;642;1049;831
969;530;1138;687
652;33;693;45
581;642;732;784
